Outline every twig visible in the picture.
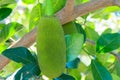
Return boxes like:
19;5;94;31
86;38;96;45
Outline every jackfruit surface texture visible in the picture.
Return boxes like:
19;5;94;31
36;16;66;78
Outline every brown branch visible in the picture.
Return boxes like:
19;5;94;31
55;0;75;22
0;0;119;70
56;0;115;24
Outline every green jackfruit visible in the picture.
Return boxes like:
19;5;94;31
63;22;78;35
36;16;66;78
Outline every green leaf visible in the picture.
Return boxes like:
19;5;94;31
15;63;40;80
42;0;66;16
52;0;66;13
0;44;7;53
104;6;120;12
65;33;84;62
81;0;89;3
63;21;78;35
102;28;112;35
0;8;12;21
43;0;54;16
0;61;21;77
2;47;37;64
66;58;80;69
96;33;120;53
0;0;16;6
85;21;95;29
22;0;35;4
91;9;110;20
91;59;112;80
0;23;6;30
68;69;81;80
54;73;75;80
85;71;94;80
0;22;23;45
112;73;120;80
115;61;120;77
97;53;112;66
85;27;99;42
84;41;96;55
75;0;89;5
75;22;86;42
91;6;120;20
81;13;89;19
29;3;41;30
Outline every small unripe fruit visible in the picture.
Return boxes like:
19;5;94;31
36;16;66;78
63;22;78;35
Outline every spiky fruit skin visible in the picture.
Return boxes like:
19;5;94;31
36;16;66;78
63;21;78;35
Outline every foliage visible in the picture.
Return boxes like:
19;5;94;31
0;0;120;80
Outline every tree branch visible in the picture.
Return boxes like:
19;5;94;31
0;0;119;70
55;0;75;22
